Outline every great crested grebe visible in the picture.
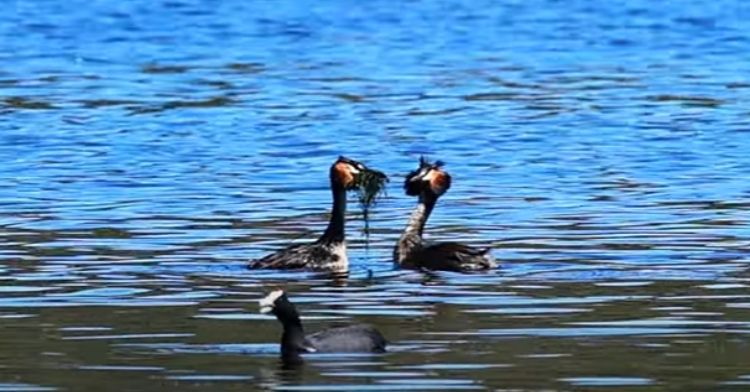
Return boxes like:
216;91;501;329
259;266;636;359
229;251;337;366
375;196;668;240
260;289;387;365
393;157;496;272
249;156;387;273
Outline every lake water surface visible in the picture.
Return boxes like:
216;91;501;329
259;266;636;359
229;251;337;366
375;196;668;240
2;0;750;390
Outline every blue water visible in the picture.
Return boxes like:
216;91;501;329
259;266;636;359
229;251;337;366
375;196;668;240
1;0;750;390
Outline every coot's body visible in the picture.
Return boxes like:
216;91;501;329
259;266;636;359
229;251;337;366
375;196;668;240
259;289;386;364
305;324;386;353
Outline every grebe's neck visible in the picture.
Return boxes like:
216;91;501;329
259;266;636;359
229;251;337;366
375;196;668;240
394;192;437;264
319;182;347;244
402;193;437;238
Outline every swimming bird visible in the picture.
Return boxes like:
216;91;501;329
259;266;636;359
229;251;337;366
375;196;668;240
249;156;387;273
259;289;387;364
393;157;496;272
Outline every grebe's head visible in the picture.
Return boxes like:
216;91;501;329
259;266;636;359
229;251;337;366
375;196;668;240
330;156;388;193
331;156;367;190
404;156;451;197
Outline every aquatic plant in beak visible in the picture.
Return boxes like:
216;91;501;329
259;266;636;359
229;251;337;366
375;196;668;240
354;166;388;236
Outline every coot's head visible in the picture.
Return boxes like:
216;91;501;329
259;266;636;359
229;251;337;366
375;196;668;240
404;156;451;197
259;289;299;324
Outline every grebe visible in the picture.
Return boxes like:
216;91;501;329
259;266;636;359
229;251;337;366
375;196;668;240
249;156;386;273
393;157;496;272
260;289;387;364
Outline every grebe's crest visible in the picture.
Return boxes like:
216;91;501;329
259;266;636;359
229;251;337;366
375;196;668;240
259;289;285;314
405;156;451;196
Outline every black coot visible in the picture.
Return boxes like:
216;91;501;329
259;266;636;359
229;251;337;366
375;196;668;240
259;289;386;363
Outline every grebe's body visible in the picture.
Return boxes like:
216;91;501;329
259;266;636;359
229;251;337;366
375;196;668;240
252;242;348;272
394;158;496;272
249;157;382;273
260;289;386;365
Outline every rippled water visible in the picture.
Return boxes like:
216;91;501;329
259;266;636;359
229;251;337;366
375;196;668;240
2;0;750;390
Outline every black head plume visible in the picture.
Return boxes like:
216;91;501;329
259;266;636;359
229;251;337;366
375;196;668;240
404;156;450;196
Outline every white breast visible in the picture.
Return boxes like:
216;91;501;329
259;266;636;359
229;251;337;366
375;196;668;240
329;242;348;272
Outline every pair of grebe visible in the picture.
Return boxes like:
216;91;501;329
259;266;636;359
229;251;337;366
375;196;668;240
250;156;496;273
253;156;495;363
